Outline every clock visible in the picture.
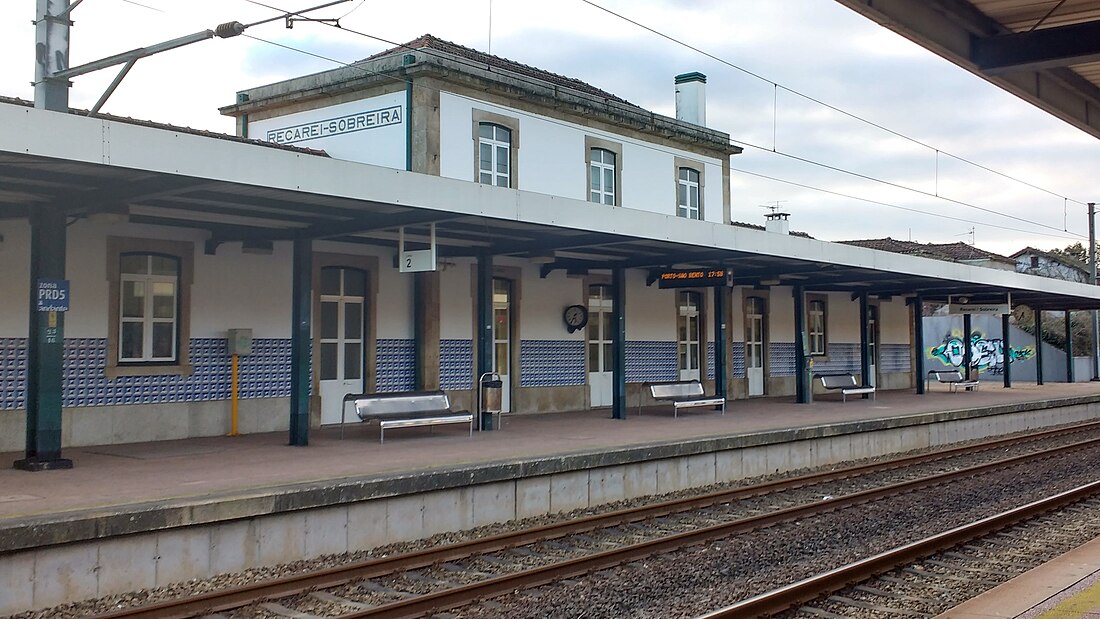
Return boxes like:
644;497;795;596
563;304;589;333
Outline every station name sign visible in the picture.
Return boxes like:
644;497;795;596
947;303;1009;315
657;268;733;289
266;105;403;145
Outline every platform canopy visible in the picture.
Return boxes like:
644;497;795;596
2;100;1100;311
836;0;1100;140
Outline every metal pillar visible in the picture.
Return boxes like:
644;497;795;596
912;295;925;394
34;0;72;112
476;254;493;429
963;313;973;381
1066;310;1075;383
1091;202;1099;381
611;267;627;420
288;238;311;446
713;286;727;400
793;286;810;404
1002;312;1012;388
858;292;871;398
1035;310;1044;385
15;206;72;471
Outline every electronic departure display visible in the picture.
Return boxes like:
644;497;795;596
656;268;733;288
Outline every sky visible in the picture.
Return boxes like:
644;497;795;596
4;0;1099;256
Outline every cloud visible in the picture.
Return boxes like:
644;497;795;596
3;0;1098;256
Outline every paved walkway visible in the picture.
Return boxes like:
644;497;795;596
939;535;1100;618
3;382;1099;522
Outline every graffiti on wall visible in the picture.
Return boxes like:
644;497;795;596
929;331;1034;375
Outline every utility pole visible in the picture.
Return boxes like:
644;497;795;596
1090;202;1099;381
34;0;72;112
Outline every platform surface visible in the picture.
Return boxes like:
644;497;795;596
938;534;1100;618
2;382;1099;527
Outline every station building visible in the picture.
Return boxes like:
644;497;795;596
3;35;1100;463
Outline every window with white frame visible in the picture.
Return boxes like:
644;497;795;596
118;253;179;363
589;148;616;205
478;123;512;188
807;298;827;356
677;167;701;219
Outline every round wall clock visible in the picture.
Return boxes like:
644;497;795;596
563;304;588;333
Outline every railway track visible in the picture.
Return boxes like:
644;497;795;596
86;421;1100;619
705;484;1100;618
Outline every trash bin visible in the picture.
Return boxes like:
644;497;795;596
479;374;502;431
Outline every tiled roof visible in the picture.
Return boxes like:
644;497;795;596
365;34;633;106
839;237;1015;265
731;221;813;239
1010;246;1090;273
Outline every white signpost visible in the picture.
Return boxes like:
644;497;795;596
399;224;438;273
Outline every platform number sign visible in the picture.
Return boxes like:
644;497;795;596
36;279;70;312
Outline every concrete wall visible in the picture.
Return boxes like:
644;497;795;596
3;397;1095;616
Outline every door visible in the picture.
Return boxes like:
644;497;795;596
867;305;878;387
745;296;766;396
492;278;512;412
587;284;613;407
678;291;702;382
319;267;366;426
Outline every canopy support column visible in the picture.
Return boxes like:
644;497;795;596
15;205;72;471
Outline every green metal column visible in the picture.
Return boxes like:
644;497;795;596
476;254;493;430
793;285;810;404
288;238;311;446
1066;311;1075;383
712;286;727;400
912;295;925;394
15;206;72;471
1002;312;1012;388
858;292;871;398
611;267;627;419
963;313;973;381
1035;310;1044;386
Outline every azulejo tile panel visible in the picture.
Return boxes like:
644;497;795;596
519;340;584;388
626;340;677;383
2;337;295;410
707;342;715;380
731;341;746;378
769;342;796;377
376;338;416;393
881;343;912;373
440;339;473;390
0;338;27;410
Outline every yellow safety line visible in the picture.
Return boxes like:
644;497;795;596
1036;579;1100;618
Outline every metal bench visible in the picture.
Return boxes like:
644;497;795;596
647;381;725;417
343;390;473;443
817;373;875;402
926;370;980;393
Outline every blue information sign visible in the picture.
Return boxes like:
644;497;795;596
36;279;70;312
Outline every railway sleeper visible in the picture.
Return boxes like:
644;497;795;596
826;595;931;617
308;591;374;611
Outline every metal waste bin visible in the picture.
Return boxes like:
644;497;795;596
478;372;502;431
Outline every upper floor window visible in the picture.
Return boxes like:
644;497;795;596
479;123;511;188
589;148;616;205
807;298;827;356
119;253;179;363
677;167;701;219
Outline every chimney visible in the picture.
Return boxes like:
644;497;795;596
765;211;790;235
675;72;706;126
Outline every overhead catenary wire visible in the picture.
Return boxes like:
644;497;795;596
577;0;1091;209
238;27;1086;244
236;17;1084;243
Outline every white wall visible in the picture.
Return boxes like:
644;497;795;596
0;219;30;337
438;92;726;223
249;91;407;170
